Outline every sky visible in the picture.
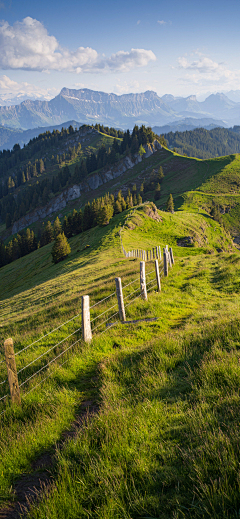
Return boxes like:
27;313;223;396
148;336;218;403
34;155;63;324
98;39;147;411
0;0;240;101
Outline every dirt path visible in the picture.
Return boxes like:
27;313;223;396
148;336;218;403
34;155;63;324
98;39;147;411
0;399;98;519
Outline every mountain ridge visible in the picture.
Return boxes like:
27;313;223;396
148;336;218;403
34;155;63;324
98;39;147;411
1;88;240;131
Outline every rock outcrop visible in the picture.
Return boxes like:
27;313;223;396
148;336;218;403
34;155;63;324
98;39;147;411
11;140;162;234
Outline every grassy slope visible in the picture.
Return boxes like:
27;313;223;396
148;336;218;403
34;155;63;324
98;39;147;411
0;205;240;517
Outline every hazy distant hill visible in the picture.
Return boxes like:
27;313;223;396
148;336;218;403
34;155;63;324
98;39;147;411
0;120;82;151
163;127;240;159
153;117;228;134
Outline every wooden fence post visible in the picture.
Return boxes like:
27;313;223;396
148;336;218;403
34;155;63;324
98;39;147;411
140;261;148;300
163;251;168;277
156;246;158;259
115;277;126;321
82;295;92;343
4;338;21;405
169;247;174;265
152;248;155;259
159;246;161;260
147;250;149;261
155;259;161;292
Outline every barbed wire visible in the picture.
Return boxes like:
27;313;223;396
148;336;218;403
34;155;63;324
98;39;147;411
91;311;119;332
0;392;8;402
125;292;142;309
122;276;139;289
124;285;141;301
17;325;82;376
19;336;82;390
90;303;118;324
22;356;71;399
90;291;116;309
0;311;83;367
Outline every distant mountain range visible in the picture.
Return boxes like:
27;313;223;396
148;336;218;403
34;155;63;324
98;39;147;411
0;88;240;130
1;88;240;132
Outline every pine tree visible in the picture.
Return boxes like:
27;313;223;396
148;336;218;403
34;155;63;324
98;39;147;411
51;233;71;263
97;204;114;226
44;221;54;244
54;217;62;238
157;166;164;183
166;194;174;212
154;183;161;201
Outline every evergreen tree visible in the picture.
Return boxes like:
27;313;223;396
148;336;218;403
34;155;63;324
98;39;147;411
137;194;142;205
166;194;174;212
51;233;71;263
154;183;161;201
97;204;114;226
44;221;54;244
157;166;164;183
54;217;62;238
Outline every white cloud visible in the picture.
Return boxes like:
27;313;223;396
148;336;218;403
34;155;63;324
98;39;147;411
177;53;240;90
0;17;156;73
157;20;167;25
137;20;141;25
0;74;57;103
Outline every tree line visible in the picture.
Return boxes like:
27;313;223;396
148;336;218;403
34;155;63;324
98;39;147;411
1;124;165;229
164;127;240;159
0;163;170;269
0;186;144;268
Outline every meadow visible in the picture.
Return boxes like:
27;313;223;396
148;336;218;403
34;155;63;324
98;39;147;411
0;204;240;518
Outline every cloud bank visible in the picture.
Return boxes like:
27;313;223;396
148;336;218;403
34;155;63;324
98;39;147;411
178;53;240;89
0;17;156;73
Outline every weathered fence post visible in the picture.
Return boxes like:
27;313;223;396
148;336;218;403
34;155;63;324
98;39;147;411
4;338;21;405
156;246;158;259
152;248;155;259
115;277;126;321
155;259;161;292
158;245;161;260
169;247;174;265
163;251;168;277
82;295;92;343
140;261;148;300
147;250;149;261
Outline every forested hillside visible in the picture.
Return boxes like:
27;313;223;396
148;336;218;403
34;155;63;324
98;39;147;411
164;126;240;158
0;123;162;232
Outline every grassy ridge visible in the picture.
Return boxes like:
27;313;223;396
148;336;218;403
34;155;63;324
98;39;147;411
0;205;240;517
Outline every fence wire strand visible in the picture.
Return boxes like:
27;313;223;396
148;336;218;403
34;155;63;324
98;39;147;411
91;311;119;332
0;312;83;366
17;325;82;376
90;303;118;323
19;336;82;390
90;291;116;309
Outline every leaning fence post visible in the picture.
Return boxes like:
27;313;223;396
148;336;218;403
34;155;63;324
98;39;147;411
140;261;148;300
163;251;168;277
169;247;174;265
155;259;161;292
82;295;92;343
4;338;21;405
115;277;126;321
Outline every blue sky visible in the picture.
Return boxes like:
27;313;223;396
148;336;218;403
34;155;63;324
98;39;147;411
0;0;239;101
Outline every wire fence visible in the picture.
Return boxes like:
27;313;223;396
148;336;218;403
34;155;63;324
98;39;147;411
0;252;170;417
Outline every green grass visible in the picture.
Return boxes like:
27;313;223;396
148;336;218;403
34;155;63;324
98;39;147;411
0;204;240;517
